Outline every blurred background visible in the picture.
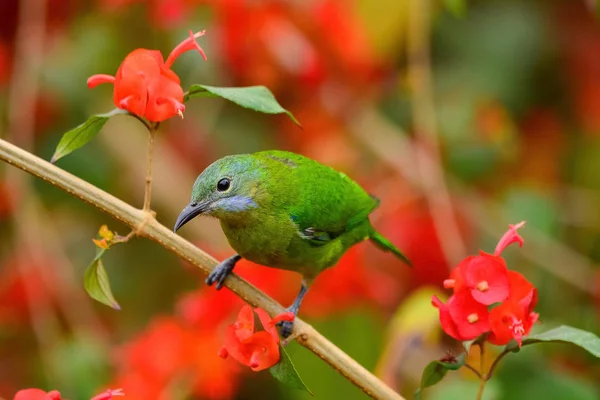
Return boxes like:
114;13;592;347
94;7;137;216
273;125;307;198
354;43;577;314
1;0;600;399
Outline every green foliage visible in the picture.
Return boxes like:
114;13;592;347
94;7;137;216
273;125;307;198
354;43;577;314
51;110;123;163
508;325;600;358
443;0;467;18
496;352;599;400
414;353;466;399
270;345;313;395
185;84;300;126
84;249;120;310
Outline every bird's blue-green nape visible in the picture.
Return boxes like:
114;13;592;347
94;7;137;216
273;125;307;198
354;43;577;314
189;154;262;218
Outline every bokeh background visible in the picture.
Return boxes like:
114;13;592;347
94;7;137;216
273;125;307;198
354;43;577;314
1;0;600;399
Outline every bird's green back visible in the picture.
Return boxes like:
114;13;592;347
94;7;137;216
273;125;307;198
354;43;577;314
253;150;379;239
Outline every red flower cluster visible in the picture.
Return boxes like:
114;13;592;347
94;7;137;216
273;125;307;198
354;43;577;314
432;222;539;346
88;30;206;122
218;305;294;372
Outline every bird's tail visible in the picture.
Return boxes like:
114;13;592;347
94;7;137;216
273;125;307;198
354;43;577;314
370;231;412;267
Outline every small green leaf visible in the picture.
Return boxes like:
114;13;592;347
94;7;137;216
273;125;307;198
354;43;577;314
84;249;120;310
519;325;600;358
443;0;467;18
269;345;312;395
185;84;300;126
414;353;466;399
51;109;123;163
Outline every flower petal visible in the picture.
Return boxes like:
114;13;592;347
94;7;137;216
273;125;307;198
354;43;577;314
234;304;255;342
464;253;510;305
87;74;116;89
494;221;526;256
165;30;207;68
144;74;185;122
90;388;124;400
246;331;280;372
254;307;278;340
14;389;47;400
447;291;491;340
432;295;461;340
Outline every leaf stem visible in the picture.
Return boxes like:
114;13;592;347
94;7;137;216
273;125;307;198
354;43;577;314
485;348;511;381
463;363;483;379
142;124;157;212
476;343;486;400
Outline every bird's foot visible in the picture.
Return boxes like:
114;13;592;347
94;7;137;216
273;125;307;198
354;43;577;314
279;320;295;339
206;255;240;290
277;310;297;339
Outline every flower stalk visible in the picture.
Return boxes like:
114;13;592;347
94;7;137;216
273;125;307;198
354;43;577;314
143;124;157;212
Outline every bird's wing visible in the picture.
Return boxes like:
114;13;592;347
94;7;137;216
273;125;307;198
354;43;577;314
256;150;379;245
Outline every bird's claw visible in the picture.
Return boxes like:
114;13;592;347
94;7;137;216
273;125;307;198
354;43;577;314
206;262;234;290
279;320;295;339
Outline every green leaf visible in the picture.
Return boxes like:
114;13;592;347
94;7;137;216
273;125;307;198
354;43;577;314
414;353;466;400
185;84;300;126
84;249;120;310
519;325;600;358
269;345;312;395
51;109;123;163
443;0;467;18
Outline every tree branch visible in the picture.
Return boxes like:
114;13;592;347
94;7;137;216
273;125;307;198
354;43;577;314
0;138;404;400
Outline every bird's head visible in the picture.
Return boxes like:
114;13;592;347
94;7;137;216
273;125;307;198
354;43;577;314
174;155;261;232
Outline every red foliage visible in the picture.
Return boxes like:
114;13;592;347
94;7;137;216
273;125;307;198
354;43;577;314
433;222;539;345
88;30;206;122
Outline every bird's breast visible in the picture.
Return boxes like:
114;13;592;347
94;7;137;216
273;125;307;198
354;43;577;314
219;214;296;267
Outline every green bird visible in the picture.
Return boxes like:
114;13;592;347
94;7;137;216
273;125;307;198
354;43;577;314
174;150;411;337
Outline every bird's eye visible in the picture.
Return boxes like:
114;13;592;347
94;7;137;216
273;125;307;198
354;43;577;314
217;178;231;192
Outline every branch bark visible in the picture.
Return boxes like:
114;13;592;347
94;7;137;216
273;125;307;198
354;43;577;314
0;138;405;400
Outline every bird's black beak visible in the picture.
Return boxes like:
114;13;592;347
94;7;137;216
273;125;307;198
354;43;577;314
174;201;209;232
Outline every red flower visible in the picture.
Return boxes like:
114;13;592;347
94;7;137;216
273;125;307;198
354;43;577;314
488;272;539;347
13;389;61;400
90;388;124;400
432;291;491;341
444;252;510;306
218;305;294;371
87;30;206;122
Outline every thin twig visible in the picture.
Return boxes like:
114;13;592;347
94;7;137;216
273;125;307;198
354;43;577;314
0;138;405;400
407;0;467;267
463;363;483;379
476;343;486;400
143;126;157;212
485;349;511;381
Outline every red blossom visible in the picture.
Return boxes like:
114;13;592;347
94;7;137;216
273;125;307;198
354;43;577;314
218;305;293;372
87;30;206;122
488;294;539;347
13;389;61;400
434;221;539;346
432;291;491;341
444;253;510;305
